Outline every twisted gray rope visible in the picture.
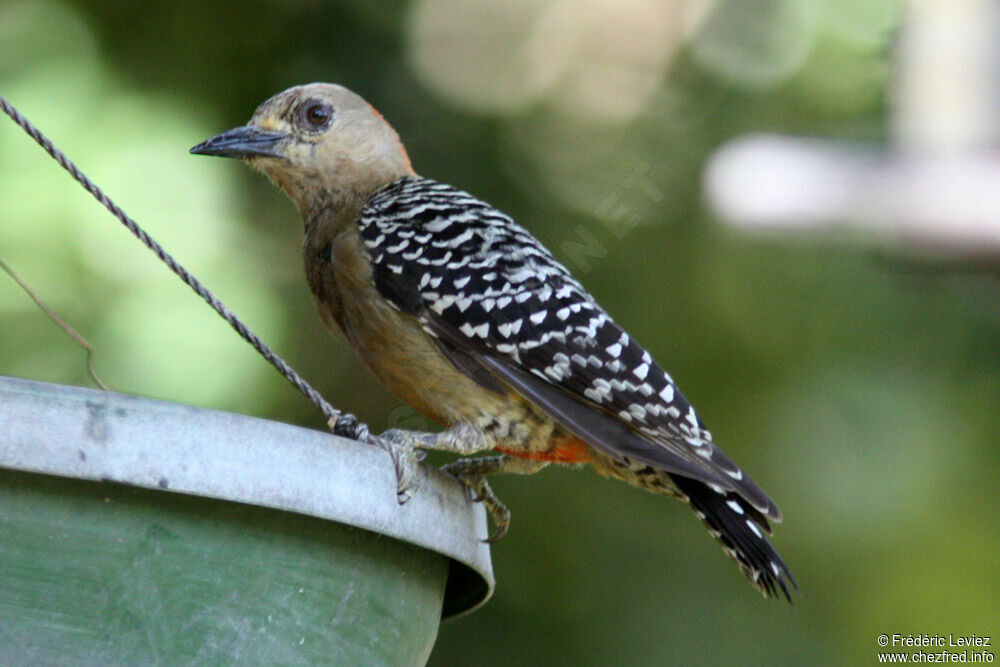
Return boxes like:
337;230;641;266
0;93;369;442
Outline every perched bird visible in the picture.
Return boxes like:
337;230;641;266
191;83;796;600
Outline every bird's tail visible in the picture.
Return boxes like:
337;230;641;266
670;474;797;601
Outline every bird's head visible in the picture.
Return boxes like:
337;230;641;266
191;83;414;213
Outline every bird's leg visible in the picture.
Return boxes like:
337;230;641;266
442;455;548;542
335;416;543;541
375;422;492;504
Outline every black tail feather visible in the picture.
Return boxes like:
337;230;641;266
670;474;798;602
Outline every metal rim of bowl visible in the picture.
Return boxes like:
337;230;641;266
0;375;494;620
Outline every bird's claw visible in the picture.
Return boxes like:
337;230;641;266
376;429;429;505
329;418;425;504
441;462;511;543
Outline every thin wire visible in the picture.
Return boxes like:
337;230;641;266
0;93;369;441
0;255;110;391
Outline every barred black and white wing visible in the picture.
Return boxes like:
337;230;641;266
359;176;795;599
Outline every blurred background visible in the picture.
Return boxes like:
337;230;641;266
1;0;997;664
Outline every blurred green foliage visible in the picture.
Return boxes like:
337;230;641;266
1;1;997;664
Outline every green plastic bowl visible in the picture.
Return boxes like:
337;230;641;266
0;376;493;665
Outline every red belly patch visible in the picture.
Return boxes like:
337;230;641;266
495;436;592;463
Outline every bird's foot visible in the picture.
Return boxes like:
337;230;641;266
441;456;512;543
373;428;432;504
329;415;427;504
374;423;492;505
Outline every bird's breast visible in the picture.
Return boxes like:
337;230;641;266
305;222;483;424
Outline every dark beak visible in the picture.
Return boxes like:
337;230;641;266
190;126;288;159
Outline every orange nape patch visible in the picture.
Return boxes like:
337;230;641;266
495;436;593;463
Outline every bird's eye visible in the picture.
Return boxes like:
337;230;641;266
299;101;333;129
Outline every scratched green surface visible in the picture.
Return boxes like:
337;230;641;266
0;468;447;666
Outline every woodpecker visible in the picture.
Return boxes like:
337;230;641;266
191;83;796;600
